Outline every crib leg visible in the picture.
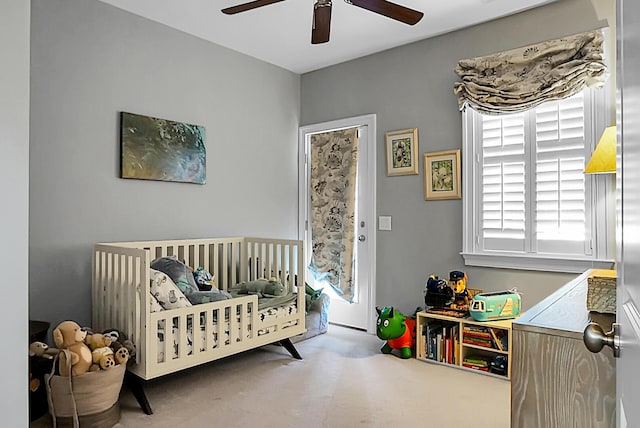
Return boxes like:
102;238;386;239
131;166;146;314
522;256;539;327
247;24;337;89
279;338;302;360
125;371;153;415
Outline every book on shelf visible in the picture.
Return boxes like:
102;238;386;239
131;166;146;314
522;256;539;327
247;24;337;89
453;332;460;365
422;321;459;363
488;328;504;351
462;355;490;372
462;363;490;372
462;325;507;351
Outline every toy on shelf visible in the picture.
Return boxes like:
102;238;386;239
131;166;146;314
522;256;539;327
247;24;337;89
449;270;470;310
424;274;453;308
490;355;508;376
469;289;521;321
375;306;416;359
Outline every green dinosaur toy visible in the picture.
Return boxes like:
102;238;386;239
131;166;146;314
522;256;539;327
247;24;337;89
236;279;286;298
375;306;416;359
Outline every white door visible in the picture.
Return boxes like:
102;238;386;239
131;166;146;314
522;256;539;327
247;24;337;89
299;114;377;333
616;1;640;426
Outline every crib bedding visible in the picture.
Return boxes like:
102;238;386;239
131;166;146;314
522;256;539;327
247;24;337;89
156;302;298;362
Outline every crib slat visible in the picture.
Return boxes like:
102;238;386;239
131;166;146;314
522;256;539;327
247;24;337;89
178;315;187;359
229;304;237;344
214;308;220;349
202;244;209;274
289;246;295;291
230;242;237;286
193;244;199;270
203;310;210;352
222;243;228;290
129;256;138;361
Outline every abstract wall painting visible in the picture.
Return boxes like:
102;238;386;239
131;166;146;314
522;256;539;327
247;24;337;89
120;112;206;184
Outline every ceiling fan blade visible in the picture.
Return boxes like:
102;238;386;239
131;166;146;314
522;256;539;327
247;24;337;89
222;0;286;15
347;0;423;25
311;2;332;44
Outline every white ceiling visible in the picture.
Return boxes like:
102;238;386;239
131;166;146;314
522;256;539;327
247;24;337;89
98;0;557;74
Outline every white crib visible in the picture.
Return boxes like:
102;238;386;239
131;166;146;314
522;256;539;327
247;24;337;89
92;237;306;412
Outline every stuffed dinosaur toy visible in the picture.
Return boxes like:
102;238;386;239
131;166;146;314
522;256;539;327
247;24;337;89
235;279;286;298
375;306;416;359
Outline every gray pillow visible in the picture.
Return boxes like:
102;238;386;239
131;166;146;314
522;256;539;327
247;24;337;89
151;256;231;305
150;256;198;294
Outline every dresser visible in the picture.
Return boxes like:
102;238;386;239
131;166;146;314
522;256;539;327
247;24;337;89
511;269;616;428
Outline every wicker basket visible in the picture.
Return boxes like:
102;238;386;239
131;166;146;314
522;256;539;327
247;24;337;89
586;276;617;314
45;352;125;428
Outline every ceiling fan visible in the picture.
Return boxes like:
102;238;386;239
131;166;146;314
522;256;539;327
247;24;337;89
221;0;424;44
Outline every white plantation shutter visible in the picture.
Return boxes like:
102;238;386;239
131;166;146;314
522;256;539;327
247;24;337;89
474;90;593;256
534;92;590;254
480;113;527;251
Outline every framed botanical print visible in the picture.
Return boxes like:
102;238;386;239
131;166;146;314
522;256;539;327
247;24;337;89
385;128;419;176
424;149;461;200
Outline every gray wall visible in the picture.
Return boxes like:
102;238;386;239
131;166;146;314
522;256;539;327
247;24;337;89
301;0;614;315
2;0;30;425
29;0;300;329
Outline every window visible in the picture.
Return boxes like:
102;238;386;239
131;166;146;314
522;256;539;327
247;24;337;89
461;88;614;273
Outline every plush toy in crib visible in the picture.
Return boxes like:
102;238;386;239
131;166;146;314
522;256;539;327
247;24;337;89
236;279;286;298
52;320;93;376
375;306;416;359
193;267;215;291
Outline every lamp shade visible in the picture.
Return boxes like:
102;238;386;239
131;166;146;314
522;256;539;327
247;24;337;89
584;126;616;174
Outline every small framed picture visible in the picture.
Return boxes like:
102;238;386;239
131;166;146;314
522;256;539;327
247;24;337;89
424;149;461;200
385;128;419;176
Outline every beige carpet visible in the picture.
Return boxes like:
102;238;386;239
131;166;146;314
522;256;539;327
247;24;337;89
32;325;510;427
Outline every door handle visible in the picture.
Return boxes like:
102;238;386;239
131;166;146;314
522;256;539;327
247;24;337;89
358;235;366;242
583;322;620;357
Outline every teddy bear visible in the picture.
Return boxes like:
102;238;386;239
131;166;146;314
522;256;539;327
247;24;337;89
102;328;135;362
29;341;60;360
85;333;112;351
52;320;92;377
91;346;116;370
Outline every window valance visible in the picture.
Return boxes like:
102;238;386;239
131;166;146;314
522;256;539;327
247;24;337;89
453;29;606;115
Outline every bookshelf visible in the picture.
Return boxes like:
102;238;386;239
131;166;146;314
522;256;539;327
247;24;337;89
416;310;515;379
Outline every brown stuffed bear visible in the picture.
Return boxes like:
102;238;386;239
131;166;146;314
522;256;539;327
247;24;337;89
91;346;116;370
113;347;129;365
29;341;60;360
52;321;92;377
85;333;112;351
103;329;135;360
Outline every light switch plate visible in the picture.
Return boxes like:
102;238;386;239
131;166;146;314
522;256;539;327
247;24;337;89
379;215;392;231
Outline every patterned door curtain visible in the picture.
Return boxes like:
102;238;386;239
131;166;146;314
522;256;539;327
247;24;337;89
308;127;359;302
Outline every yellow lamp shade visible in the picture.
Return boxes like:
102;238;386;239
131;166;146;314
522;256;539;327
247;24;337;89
585;126;617;174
